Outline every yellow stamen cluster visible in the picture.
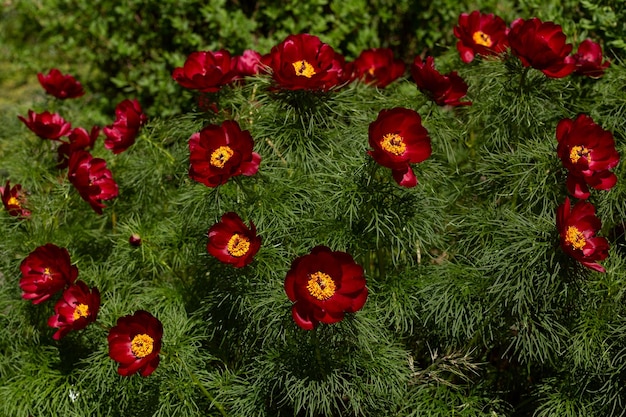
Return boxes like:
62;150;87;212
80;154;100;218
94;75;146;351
210;146;234;168
227;234;251;257
7;196;19;207
130;333;154;358
292;60;316;78
73;303;90;320
569;145;591;164
380;133;406;156
565;226;586;250
43;267;52;280
306;271;336;300
472;31;493;47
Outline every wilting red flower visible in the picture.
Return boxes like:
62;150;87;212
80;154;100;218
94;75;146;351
1;180;30;218
18;110;71;140
556;114;619;199
556;198;609;273
108;310;163;377
57;126;100;169
19;243;78;304
231;49;264;80
37;68;85;99
349;48;405;88
284;245;368;330
411;56;471;106
264;33;345;91
103;99;147;154
188;120;261;187
47;281;100;340
207;212;261;268
172;50;236;92
508;17;575;78
573;39;610;78
453;10;510;63
368;107;432;187
68;151;118;214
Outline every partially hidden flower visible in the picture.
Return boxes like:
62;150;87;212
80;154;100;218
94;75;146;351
453;10;510;63
47;280;100;340
68;150;119;214
573;39;610;78
188;120;261;187
349;48;405;88
207;212;261;268
507;17;575;78
103;99;147;154
172;50;236;92
1;180;30;218
411;56;471;106
37;68;85;99
284;245;368;330
129;233;142;247
556;114;619;199
18;110;71;140
19;243;78;304
57;126;100;169
368;107;432;187
231;49;264;80
556;197;609;272
108;310;163;377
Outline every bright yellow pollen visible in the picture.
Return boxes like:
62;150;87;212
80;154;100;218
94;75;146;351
307;271;336;301
73;303;89;320
380;133;406;156
472;31;493;47
7;196;19;206
292;60;316;78
565;226;587;250
227;233;251;257
43;267;52;280
210;146;234;168
130;333;154;358
570;145;591;164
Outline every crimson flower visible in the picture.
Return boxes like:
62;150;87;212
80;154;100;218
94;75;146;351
68;150;118;214
508;17;575;78
172;50;236;92
37;68;85;99
556;114;619;199
188;120;261;187
349;48;405;88
57;126;100;169
108;310;163;377
573;39;610;78
103;99;147;154
231;49;264;80
556;198;609;273
411;56;471;106
207;212;261;268
18;110;71;140
47;281;100;340
453;10;510;63
19;243;78;304
284;246;368;330
1;180;30;218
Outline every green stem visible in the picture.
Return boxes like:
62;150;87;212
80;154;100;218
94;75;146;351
178;355;228;417
311;328;323;370
519;66;530;95
143;135;175;164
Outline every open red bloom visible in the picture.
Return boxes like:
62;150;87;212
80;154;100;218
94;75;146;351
573;39;610;78
47;280;100;340
349;48;405;88
19;243;78;304
556;114;619;199
411;56;471;106
1;180;30;218
264;33;345;91
103;99;147;154
556;198;609;273
57;126;100;169
68;150;118;214
368;107;432;187
37;68;85;99
18;110;71;140
172;50;236;92
454;10;510;63
188;120;261;187
284;246;368;330
207;212;261;268
108;310;163;377
508;17;575;78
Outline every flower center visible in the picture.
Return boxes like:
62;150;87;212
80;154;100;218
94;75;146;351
210;146;234;168
380;133;406;155
292;60;316;78
472;31;493;47
130;333;154;358
569;145;591;164
227;233;251;257
7;196;19;206
73;303;89;320
42;267;52;280
565;226;586;250
306;271;336;300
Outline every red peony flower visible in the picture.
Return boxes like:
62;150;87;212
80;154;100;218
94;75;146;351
411;56;471;107
37;68;85;99
507;17;575;78
264;33;346;91
172;50;236;92
573;39;610;78
556;198;609;273
207;212;261;268
556;114;619;199
19;243;78;304
1;180;30;218
108;310;163;377
453;10;510;63
103;99;147;154
18;110;71;140
188;120;261;187
231;49;264;80
368;107;432;187
68;150;119;214
284;245;368;330
57;126;100;169
349;48;405;88
47;280;100;340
